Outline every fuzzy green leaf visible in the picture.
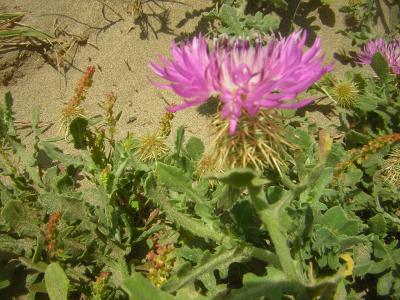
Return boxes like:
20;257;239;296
218;4;242;34
40;142;83;167
144;175;227;244
377;272;393;296
175;126;185;156
69;117;88;149
162;246;252;293
123;273;177;300
45;263;69;300
185;137;204;161
155;162;206;204
371;52;389;81
368;214;387;236
1;200;40;237
319;206;359;236
225;267;291;300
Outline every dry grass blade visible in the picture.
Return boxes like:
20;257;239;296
0;12;52;50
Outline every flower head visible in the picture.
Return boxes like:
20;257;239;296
150;31;332;134
331;80;359;108
136;134;169;162
212;31;332;133
149;34;215;111
358;38;400;74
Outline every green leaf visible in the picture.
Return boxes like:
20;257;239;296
0;279;10;290
211;168;269;211
122;273;177;300
340;167;363;187
1;200;40;237
162;246;252;293
175;126;185;156
155;162;206;204
0;234;35;255
345;130;370;146
244;12;280;32
19;257;48;273
226;267;292;300
185;137;204;161
368;214;387;236
319;206;359;236
69;117;88;149
40;142;83;167
354;94;377;112
44;263;69;300
218;4;242;34
377;272;393;295
215;185;240;210
371;52;389;81
144;175;227;244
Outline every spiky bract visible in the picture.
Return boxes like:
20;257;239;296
331;80;359;108
202;110;291;174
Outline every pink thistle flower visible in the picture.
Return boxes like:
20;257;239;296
150;31;332;134
358;38;400;75
212;31;332;133
149;34;215;111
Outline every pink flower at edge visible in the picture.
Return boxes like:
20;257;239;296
358;38;400;75
150;31;333;134
149;34;216;112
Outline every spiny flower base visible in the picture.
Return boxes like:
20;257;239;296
381;147;400;186
331;80;359;108
136;134;169;162
200;111;292;175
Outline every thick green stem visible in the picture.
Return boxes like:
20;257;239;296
260;209;300;281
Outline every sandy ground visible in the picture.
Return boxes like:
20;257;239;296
0;0;394;145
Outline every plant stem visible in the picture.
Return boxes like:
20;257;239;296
259;209;300;281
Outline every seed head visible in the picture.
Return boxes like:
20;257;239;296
136;134;169;162
381;147;400;186
331;80;359;108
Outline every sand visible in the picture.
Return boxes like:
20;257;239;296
0;0;394;145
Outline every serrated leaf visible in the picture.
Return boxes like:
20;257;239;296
69;117;88;149
45;263;69;300
175;126;185;156
144;175;226;244
371;52;389;81
0;234;35;255
226;267;288;300
162;246;251;293
155;162;206;204
368;214;387;235
377;272;393;295
40;142;82;167
185;137;204;161
345;130;370;146
319;206;359;236
354;94;377;111
218;4;242;34
122;273;177;300
1;200;40;237
340;167;363;187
